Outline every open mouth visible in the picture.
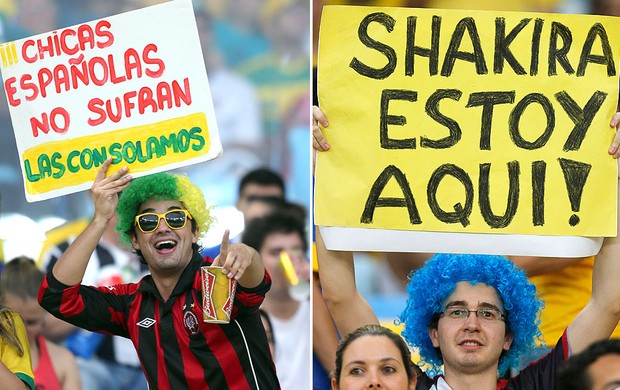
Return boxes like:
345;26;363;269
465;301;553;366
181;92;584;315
155;240;177;251
459;340;483;349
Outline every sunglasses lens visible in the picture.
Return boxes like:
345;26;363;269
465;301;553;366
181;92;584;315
165;211;186;229
138;214;159;232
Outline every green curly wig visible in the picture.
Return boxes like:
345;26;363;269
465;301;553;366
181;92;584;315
115;172;213;247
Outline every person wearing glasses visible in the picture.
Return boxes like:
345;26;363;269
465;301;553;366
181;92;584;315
314;107;620;389
399;253;544;389
38;159;280;390
317;232;620;389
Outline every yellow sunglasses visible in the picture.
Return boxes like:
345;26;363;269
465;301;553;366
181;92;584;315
134;209;193;233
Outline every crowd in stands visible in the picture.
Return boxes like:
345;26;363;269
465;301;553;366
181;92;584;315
1;0;620;389
0;0;310;388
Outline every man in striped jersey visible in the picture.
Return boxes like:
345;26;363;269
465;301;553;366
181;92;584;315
39;158;280;390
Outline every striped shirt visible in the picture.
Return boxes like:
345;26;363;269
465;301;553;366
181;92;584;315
38;251;280;390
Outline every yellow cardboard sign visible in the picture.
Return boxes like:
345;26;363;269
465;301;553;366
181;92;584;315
315;6;620;237
22;112;210;194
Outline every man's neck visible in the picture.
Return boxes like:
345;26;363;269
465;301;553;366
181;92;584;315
153;275;181;302
442;366;499;390
150;255;194;302
262;295;300;320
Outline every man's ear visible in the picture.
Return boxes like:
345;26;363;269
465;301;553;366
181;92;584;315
130;232;139;250
192;227;199;244
429;326;440;348
503;331;514;351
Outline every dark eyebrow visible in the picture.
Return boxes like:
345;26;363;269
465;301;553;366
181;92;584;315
602;380;620;388
343;360;367;369
344;357;400;368
378;357;401;365
444;301;468;308
478;302;503;312
444;301;503;312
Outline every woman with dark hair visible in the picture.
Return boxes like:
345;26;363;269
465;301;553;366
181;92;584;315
331;324;416;390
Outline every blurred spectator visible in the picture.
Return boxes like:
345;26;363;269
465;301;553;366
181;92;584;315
200;166;304;260
236;167;286;219
237;0;310;169
199;164;286;257
179;8;265;204
196;9;263;171
1;256;81;390
4;0;59;40
39;217;148;390
592;0;620;15
242;210;311;389
557;338;620;390
212;0;272;69
176;2;307;213
242;196;287;223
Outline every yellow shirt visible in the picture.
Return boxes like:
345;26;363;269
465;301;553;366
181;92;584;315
531;256;620;345
0;311;34;390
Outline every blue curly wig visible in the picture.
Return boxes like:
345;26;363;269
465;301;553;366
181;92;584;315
398;253;542;376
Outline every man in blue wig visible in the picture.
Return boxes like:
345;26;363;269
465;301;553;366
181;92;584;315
314;108;620;389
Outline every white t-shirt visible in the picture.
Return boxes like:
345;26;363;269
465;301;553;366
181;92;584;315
270;300;311;389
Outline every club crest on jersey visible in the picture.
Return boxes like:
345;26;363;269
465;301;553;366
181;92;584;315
183;309;200;336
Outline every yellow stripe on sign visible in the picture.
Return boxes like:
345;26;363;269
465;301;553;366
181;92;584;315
0;43;9;67
23;112;211;195
0;42;19;67
9;42;18;65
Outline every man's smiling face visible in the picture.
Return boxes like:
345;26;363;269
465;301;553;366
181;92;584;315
429;281;513;377
131;199;198;275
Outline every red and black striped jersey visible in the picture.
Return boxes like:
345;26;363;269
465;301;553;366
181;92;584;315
38;252;280;390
